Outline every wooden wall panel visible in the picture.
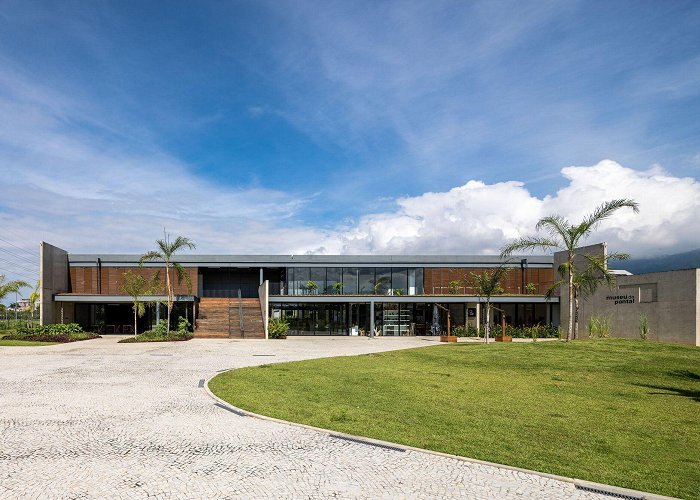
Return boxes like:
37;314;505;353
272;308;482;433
423;267;553;295
69;266;198;296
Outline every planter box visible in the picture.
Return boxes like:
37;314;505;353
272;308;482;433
440;335;458;343
495;335;512;342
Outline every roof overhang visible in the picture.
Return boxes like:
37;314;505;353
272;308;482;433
67;254;553;268
54;295;195;303
268;295;558;304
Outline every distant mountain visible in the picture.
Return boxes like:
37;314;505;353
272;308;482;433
611;248;700;274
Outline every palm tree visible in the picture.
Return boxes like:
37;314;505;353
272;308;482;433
121;270;160;336
26;280;40;329
469;266;510;343
546;252;629;340
139;232;196;331
0;276;30;321
501;199;639;342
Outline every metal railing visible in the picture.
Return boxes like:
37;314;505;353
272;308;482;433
202;286;259;298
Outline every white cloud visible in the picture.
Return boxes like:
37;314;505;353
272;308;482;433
301;160;700;258
1;58;698;296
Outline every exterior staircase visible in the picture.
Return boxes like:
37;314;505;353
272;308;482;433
195;297;265;339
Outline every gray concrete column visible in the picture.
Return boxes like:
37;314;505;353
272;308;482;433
370;300;375;338
259;267;264;285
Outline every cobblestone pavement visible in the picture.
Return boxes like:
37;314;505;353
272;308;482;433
1;336;610;499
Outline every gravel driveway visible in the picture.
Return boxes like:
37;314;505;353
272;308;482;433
0;336;614;499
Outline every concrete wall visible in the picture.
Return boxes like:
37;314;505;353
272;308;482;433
579;269;699;345
40;242;70;325
556;243;699;345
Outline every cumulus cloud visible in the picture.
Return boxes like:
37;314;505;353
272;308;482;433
302;160;700;258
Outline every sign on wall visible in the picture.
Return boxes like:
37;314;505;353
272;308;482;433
606;294;635;305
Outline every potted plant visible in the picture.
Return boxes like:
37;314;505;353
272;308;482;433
494;319;512;342
306;280;318;295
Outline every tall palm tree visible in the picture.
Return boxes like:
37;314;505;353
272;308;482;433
469;266;510;343
139;232;196;331
121;270;161;336
501;199;639;342
0;276;30;321
545;253;629;339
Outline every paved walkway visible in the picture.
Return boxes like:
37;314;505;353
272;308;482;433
0;336;610;499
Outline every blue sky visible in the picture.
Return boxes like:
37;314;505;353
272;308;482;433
0;1;699;291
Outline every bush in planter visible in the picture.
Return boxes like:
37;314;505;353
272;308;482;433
153;319;169;336
505;324;560;339
176;317;191;336
119;330;193;343
5;323;99;343
451;325;469;337
268;317;289;339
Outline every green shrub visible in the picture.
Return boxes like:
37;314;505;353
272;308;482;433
505;324;559;339
153;319;169;336
588;315;612;338
268;317;289;339
451;325;480;337
4;323;99;343
451;325;468;337
177;317;191;336
118;329;193;343
639;313;650;340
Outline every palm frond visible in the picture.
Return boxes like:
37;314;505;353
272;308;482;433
172;236;196;253
544;278;566;300
536;215;571;245
607;251;630;261
139;250;163;265
5;280;30;293
500;237;560;258
173;262;193;294
156;238;169;256
578;199;639;236
556;261;570;277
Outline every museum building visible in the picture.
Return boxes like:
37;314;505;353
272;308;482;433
39;242;558;339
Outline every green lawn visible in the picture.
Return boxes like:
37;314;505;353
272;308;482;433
209;339;700;499
0;332;57;346
0;338;58;346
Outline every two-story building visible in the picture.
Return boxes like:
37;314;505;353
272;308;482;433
39;242;557;338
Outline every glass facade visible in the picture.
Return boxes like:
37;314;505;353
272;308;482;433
283;267;426;296
342;267;358;294
271;301;486;336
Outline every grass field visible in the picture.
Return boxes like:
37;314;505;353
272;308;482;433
210;339;700;499
0;332;57;346
0;338;58;346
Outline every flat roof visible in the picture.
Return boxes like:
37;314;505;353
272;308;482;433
68;253;553;268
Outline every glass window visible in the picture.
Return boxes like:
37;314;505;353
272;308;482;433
294;267;311;295
285;268;294;295
391;268;407;295
375;267;391;295
358;268;375;294
415;268;424;294
449;303;465;327
382;303;399;336
326;267;342;294
309;268;325;295
342;267;358;294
